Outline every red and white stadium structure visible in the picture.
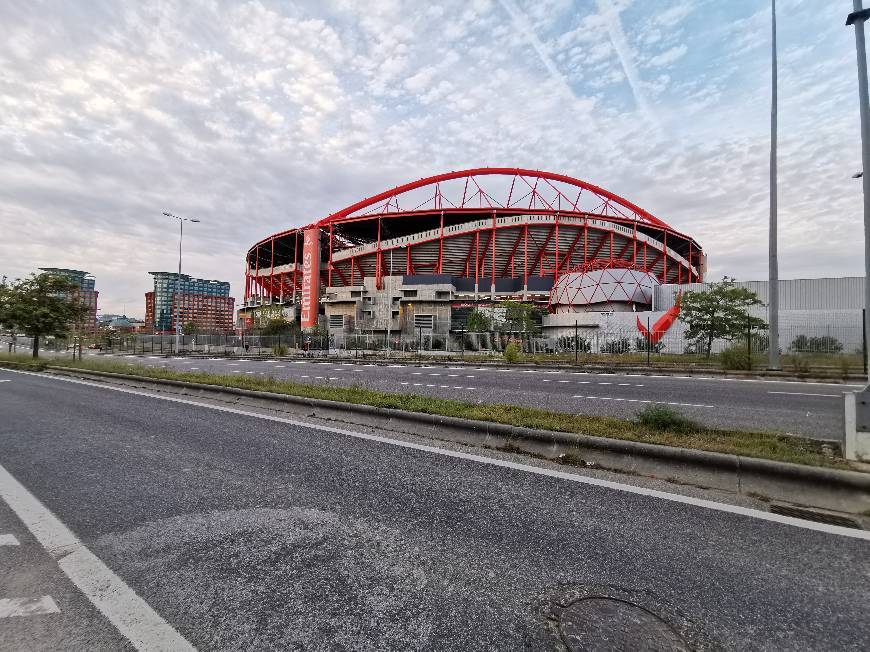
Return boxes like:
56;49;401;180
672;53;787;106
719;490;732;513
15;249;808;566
243;168;705;329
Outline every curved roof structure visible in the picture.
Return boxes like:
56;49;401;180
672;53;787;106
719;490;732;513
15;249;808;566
244;168;704;307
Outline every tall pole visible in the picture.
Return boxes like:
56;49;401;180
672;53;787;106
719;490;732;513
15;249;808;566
163;212;200;354
848;0;870;382
768;0;781;370
176;218;183;352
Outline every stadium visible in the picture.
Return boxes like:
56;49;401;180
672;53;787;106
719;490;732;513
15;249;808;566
242;168;705;335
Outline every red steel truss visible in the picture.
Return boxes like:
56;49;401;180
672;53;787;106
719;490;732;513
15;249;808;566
244;168;703;305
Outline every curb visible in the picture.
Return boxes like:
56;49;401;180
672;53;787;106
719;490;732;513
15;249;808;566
45;366;870;515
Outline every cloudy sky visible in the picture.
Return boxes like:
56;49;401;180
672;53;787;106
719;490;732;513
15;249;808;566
0;0;864;316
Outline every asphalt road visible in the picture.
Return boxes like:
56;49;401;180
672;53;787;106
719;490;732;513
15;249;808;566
0;368;868;650
95;352;858;440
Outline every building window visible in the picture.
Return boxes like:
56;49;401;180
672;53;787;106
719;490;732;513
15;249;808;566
328;314;345;329
414;314;434;330
402;289;418;298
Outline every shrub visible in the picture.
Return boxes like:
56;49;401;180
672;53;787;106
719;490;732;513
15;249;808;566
602;337;630;354
720;345;751;370
504;342;520;364
271;343;288;356
636;404;698;433
789;334;843;354
634;336;664;353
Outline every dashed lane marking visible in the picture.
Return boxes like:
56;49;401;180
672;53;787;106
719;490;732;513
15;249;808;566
0;380;10;383
0;596;60;618
768;391;840;398
574;395;714;408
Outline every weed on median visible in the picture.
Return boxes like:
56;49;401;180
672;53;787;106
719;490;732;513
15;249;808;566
2;353;855;471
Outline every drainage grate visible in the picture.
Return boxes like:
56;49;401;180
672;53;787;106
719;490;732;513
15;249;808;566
770;504;863;530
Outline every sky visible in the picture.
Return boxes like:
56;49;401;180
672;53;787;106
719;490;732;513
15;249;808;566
0;0;865;317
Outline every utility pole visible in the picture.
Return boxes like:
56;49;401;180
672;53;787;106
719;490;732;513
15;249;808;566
768;0;781;370
848;0;870;382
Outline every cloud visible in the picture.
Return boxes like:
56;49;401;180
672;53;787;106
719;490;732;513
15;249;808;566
646;44;688;68
0;0;865;316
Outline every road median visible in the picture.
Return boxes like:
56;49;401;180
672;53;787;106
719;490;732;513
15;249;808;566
8;357;865;515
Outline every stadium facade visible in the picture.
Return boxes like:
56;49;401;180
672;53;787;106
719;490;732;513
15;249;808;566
241;168;705;333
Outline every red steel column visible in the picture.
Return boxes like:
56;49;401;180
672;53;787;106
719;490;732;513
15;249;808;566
300;227;321;329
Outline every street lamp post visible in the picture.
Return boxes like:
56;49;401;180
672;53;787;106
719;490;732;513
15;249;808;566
768;0;781;370
844;1;870;461
848;1;870;381
162;212;200;353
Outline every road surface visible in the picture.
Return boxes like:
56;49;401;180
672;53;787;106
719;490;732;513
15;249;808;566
100;353;854;439
0;368;867;650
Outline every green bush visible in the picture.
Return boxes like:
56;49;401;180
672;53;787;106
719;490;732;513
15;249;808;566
720;345;751;370
271;343;288;356
504;342;520;364
602;337;630;354
788;334;843;354
636;404;698;433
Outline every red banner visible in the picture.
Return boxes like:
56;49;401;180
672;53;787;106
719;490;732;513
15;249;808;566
300;227;321;329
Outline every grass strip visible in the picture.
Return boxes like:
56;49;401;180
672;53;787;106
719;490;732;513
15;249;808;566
0;353;853;470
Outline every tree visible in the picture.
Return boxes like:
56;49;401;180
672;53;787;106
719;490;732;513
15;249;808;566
261;317;297;336
466;309;491;332
0;273;91;358
499;301;542;334
680;277;766;357
182;321;199;336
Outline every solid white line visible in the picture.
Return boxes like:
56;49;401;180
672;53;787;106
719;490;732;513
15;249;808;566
0;596;60;618
0;533;20;545
0;463;194;647
768;391;840;398
6;369;869;541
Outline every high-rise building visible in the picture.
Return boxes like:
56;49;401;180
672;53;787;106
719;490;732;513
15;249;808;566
39;268;98;332
146;272;234;333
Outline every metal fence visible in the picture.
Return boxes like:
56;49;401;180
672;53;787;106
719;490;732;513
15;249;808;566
4;322;863;367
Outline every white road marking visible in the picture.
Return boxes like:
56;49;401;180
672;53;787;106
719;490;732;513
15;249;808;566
574;395;713;408
0;463;195;646
400;382;409;385
8;369;869;540
557;380;569;383
227;363;239;367
300;375;309;378
447;374;459;377
189;368;199;371
440;385;449;388
0;596;60;618
0;533;20;545
274;365;286;368
466;375;475;378
768;391;840;398
542;379;552;382
0;380;10;383
231;370;241;374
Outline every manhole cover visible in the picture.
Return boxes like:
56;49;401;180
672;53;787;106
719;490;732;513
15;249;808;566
559;597;689;652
